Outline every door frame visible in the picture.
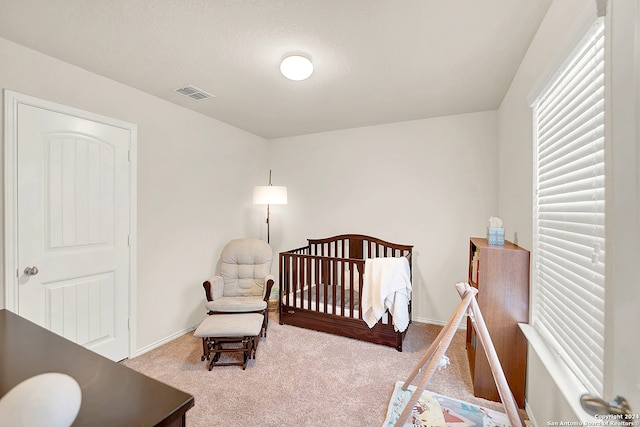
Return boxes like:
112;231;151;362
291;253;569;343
605;0;640;408
3;90;138;358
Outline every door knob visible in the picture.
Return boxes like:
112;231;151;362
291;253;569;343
23;266;39;276
580;394;632;416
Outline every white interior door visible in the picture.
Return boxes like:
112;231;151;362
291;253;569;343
6;94;135;362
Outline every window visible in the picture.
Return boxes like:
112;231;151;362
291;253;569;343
532;17;605;396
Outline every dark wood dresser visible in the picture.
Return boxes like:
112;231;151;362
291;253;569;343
0;309;194;426
466;238;530;408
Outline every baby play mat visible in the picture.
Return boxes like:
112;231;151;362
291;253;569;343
384;381;510;427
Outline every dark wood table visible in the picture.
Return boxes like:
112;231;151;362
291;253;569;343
0;309;194;426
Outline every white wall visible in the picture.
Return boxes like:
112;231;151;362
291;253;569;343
268;111;499;323
0;37;269;353
497;0;602;422
498;0;596;251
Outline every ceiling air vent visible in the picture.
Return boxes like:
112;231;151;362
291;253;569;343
173;84;215;101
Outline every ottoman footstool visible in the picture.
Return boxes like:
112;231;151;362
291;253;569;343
193;313;264;370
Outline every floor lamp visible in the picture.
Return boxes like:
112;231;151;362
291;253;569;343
253;170;287;244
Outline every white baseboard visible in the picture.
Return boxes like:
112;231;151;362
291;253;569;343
131;325;197;358
412;315;467;330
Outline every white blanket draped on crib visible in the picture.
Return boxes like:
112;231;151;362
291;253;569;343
362;256;411;332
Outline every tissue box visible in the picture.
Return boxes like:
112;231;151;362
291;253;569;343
488;227;505;245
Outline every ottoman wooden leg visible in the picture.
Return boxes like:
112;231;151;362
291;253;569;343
251;336;258;359
201;338;211;361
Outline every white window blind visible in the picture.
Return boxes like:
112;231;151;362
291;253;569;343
532;17;605;396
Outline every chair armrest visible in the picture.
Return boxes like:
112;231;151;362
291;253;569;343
202;276;224;302
263;275;275;302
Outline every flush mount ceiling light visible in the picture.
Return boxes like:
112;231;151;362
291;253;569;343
280;54;313;81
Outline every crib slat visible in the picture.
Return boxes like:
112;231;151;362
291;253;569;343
302;255;307;310
280;254;288;307
350;259;356;319
325;258;330;315
333;258;338;315
357;260;364;320
306;256;311;310
317;257;322;312
338;260;343;316
292;255;299;309
286;255;292;307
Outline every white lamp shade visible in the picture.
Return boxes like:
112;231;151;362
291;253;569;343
253;186;287;205
280;55;313;81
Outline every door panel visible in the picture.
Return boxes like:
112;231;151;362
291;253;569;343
45;135;114;249
45;272;115;346
16;103;131;361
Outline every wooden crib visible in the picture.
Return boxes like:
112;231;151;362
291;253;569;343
279;234;413;351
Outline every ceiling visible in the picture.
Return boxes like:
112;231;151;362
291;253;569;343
0;0;552;139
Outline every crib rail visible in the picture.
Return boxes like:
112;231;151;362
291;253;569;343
306;234;412;260
279;234;413;319
280;252;365;318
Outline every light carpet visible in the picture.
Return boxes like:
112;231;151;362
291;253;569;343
121;313;525;426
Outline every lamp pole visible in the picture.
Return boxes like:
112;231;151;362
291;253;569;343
253;169;286;244
266;170;272;243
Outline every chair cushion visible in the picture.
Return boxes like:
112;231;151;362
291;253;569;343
220;238;272;298
194;313;264;338
206;296;267;312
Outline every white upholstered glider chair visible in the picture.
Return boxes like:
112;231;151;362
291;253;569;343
202;238;275;336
